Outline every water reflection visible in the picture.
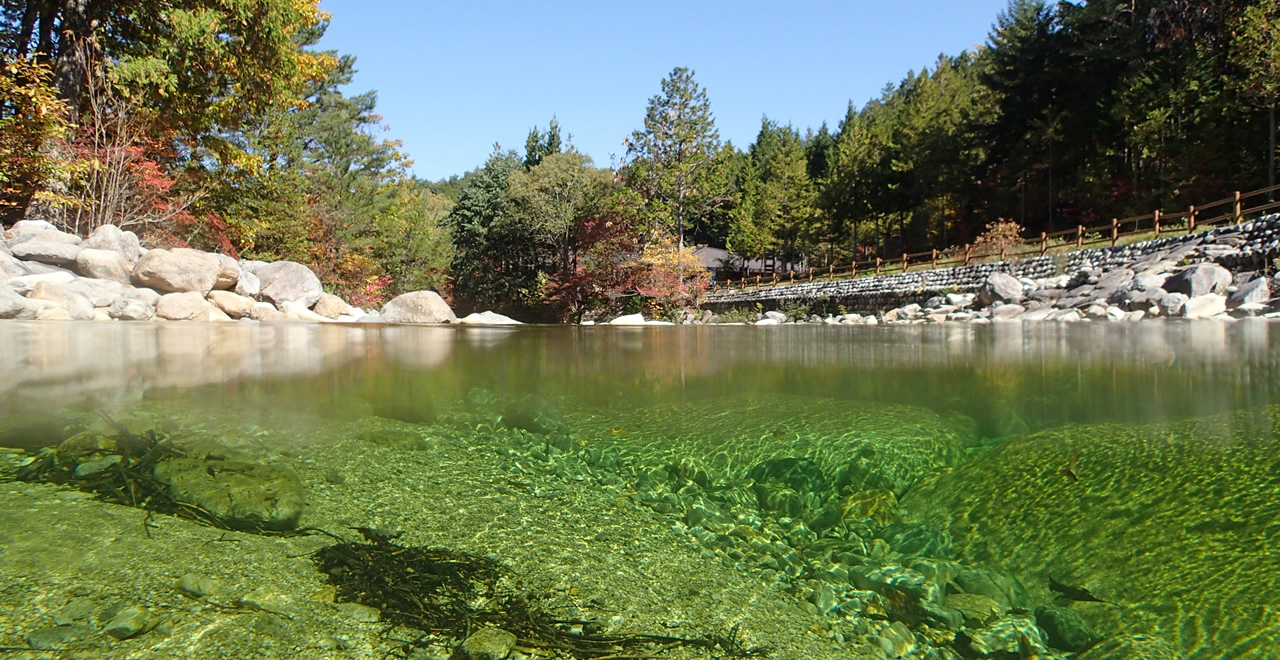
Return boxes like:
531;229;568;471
0;321;1276;434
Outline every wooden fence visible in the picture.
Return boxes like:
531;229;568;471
710;184;1280;294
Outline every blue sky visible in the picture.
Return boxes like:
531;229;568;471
317;1;1013;181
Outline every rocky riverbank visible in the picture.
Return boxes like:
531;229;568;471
1;220;518;325
693;215;1280;326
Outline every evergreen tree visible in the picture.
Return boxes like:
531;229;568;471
729;118;817;264
624;67;722;250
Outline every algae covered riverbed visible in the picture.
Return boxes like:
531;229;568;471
0;321;1277;659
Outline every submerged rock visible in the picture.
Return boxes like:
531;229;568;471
459;626;517;660
152;458;306;530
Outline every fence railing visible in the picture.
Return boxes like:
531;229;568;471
709;183;1280;294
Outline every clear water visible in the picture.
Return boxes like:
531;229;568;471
1;321;1277;659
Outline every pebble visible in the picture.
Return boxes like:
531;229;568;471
335;601;381;622
176;572;220;598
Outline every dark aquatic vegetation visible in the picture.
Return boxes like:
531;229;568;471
313;537;771;659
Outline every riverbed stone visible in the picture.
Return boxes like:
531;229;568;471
207;290;256;319
281;300;328;321
176;573;220;598
1074;634;1180;660
103;606;154;640
459;626;517;660
312;293;351;319
27;281;94;320
81;224;143;266
381;290;457;324
132;248;221;294
11;240;82;266
1035;604;1101;652
108;297;155;321
74;248;132;283
255;260;323;308
151;458;306;530
26;624;94;649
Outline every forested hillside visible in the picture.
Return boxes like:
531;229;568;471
2;0;1277;319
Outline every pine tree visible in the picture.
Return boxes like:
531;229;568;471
624;67;722;251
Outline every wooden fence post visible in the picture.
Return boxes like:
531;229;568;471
1111;218;1118;246
755;275;760;287
1000;246;1007;261
901;252;908;273
876;257;882;276
829;264;835;281
851;261;857;278
789;270;794;285
1188;205;1197;232
1076;225;1083;248
1235;191;1242;221
1153;210;1161;237
1040;232;1047;255
931;249;938;269
964;244;972;266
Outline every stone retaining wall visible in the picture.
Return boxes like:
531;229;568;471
703;215;1280;314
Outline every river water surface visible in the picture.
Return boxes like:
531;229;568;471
0;321;1276;659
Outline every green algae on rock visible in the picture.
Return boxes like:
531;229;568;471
901;407;1280;660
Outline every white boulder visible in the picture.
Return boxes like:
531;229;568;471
380;291;457;324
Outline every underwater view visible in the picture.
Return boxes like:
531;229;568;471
1;320;1277;660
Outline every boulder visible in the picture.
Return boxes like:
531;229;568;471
81;225;142;266
74;248;132;283
62;277;127;307
248;302;287;321
11;240;81;266
156;291;222;321
458;310;522;325
0;285;38;319
609;313;648;326
238;259;268;275
34;304;73;320
124;286;162;307
234;269;261;298
0;251;30;280
1229;277;1270;307
281;300;328;322
255;261;323;308
27;281;94;320
6;221;80;245
151;458;305;530
5;270;76;294
108;297;156;321
990;304;1025;320
380;290;457;324
312;293;352;319
1164;263;1231;298
210;253;241;290
975;272;1024;307
1158;292;1189;317
132;248;221;294
1182;293;1227;319
206;290;256;319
